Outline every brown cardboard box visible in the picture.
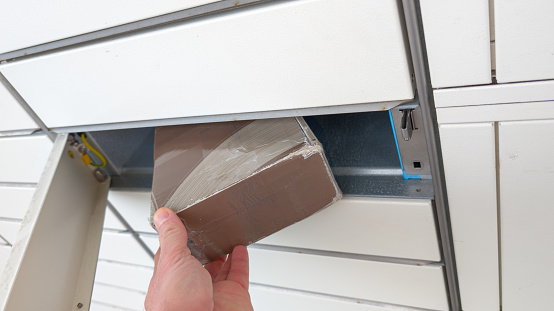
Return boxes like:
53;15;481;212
151;117;341;264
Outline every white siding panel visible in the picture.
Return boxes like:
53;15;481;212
90;302;131;311
91;284;145;311
436;101;554;124
498;120;554;310
102;207;126;232
0;82;37;132
495;0;554;82
0;135;52;183
250;285;393;311
259;197;440;261
249;248;448;311
433;80;554;108
0;245;10;276
141;235;159;255
94;261;153;293
0;187;35;220
420;0;491;88
98;232;154;267
0;0;413;128
0;221;20;245
107;190;155;234
439;123;500;311
0;0;220;54
106;193;441;261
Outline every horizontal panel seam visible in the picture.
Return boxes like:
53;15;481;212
436;99;554;109
432;78;554;91
97;258;154;270
250;282;443;311
94;282;147;295
0;182;37;188
250;244;443;266
90;299;141;311
0;217;22;223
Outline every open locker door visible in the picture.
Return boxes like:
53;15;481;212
0;134;110;310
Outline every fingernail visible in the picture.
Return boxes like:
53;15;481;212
154;208;170;228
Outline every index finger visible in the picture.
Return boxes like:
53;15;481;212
226;245;249;290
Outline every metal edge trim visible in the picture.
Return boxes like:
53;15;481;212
401;1;462;310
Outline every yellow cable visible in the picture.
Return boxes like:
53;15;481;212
80;133;107;168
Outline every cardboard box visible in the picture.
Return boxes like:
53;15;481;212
151;117;341;264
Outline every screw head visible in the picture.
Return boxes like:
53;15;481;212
77;302;83;308
77;144;87;154
93;168;108;182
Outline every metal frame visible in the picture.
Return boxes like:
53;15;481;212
390;102;433;178
401;1;461;310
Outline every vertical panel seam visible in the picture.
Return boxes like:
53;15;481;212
494;121;502;309
489;0;497;83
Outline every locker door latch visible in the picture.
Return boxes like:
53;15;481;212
400;109;415;141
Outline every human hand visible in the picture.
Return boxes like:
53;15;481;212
145;207;253;311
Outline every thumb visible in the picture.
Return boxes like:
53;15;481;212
154;207;190;257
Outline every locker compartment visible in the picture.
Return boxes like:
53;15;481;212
0;2;456;309
91;111;432;198
86;109;438;261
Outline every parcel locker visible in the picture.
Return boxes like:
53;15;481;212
0;1;460;310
